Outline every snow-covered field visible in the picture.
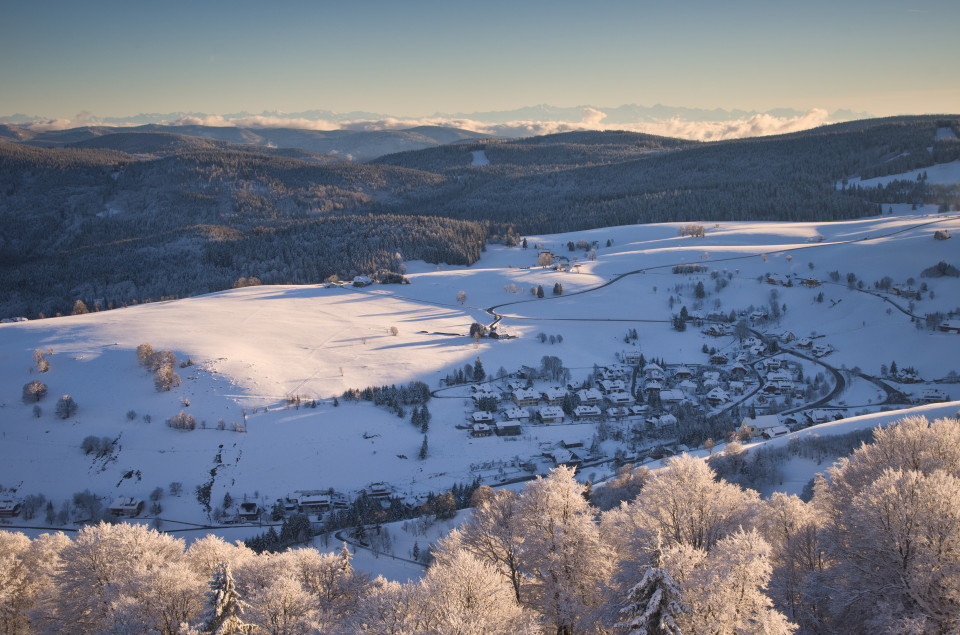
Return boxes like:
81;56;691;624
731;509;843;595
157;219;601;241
2;201;959;581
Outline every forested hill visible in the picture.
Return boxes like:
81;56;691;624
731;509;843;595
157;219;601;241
372;115;960;236
0;115;958;319
0;140;485;318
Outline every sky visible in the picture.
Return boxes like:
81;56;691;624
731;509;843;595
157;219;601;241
1;0;957;127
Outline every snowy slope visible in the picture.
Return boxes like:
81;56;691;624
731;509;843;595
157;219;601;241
2;211;959;556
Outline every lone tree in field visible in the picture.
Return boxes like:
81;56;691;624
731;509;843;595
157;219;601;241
553;282;564;296
55;395;78;419
22;380;47;403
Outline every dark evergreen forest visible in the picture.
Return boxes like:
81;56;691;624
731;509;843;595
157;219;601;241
0;115;957;318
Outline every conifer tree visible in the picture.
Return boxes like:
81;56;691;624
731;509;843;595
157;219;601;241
201;563;255;634
618;534;689;634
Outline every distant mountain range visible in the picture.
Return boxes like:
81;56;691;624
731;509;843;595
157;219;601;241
0;103;872;128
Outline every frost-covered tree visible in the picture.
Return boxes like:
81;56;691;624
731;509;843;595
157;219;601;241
630;453;760;551
516;466;615;632
33;348;49;372
54;522;187;634
813;416;960;633
450;489;526;602
22;379;47;403
415;549;537;634
55;394;78;419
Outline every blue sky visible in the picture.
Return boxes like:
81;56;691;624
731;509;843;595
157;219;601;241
1;0;957;120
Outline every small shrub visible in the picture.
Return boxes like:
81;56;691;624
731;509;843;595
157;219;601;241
126;409;137;421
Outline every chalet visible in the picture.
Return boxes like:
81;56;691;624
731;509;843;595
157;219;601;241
518;365;538;379
643;363;666;382
660;389;685;406
606;406;631;421
812;344;833;358
576;388;603;405
702;371;721;388
892;285;919;299
705;387;730;407
766;369;793;383
537;406;565;423
939;320;960;334
729;381;745;394
471;423;494;437
744;336;762;348
730;362;748;378
761;383;782;395
749;310;768;323
471;411;495;424
806;409;844;423
606;391;636;405
495;423;523;436
352;275;373;287
561;439;584;450
566;379;587;391
710;352;729;365
673;366;694;380
471;387;501;402
542;386;568;405
629;404;650;417
622;350;644;365
781;412;811;428
678;379;698;394
702;323;731;337
766;274;792;286
761;425;791;439
741;415;781;437
367;483;392;500
776;331;797;343
598;379;627;394
895;368;923;383
109;497;144;518
647;414;678;433
297;493;332;513
0;499;21;518
512;388;540;407
546;448;582;470
502;406;530;421
919;388;948;403
796;337;813;348
573;404;602;421
642;380;663;395
506;380;526;391
238;502;260;521
761;358;783;372
800;278;820;287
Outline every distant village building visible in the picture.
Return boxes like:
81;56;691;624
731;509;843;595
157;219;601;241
495;423;523;436
573;404;602;421
541;386;568;405
0;499;22;518
471;411;495;424
576;388;603;404
502;406;530;421
471;423;494;437
512;388;540;407
238;502;260;521
537;406;565;423
109;497;144;518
